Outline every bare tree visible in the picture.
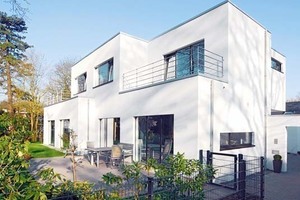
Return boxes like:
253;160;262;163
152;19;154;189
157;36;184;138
10;50;46;141
45;58;76;103
2;0;29;17
287;93;300;102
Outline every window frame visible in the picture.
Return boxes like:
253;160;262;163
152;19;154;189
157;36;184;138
76;72;87;93
220;132;255;151
164;40;205;80
271;58;282;72
95;58;114;87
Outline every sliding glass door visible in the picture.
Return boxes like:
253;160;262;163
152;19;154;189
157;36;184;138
99;118;120;147
136;115;174;163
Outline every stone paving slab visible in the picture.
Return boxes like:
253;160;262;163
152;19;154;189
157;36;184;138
29;154;300;199
29;156;122;189
264;153;300;200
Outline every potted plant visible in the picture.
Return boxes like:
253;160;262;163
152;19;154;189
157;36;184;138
273;154;282;173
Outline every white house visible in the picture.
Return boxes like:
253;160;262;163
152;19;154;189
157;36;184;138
43;1;286;170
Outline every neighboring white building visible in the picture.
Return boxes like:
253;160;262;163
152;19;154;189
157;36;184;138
43;1;286;170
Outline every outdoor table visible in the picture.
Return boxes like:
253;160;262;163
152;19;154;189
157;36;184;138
86;147;111;167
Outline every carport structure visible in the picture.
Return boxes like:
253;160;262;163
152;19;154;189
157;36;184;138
268;114;300;172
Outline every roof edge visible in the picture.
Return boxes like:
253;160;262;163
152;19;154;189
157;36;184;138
151;0;229;40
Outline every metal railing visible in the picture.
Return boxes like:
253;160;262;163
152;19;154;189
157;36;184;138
45;90;71;106
123;48;224;91
200;150;264;200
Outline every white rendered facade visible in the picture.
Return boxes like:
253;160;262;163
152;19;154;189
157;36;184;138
43;1;286;169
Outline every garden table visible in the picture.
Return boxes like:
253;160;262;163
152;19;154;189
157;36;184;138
86;147;111;167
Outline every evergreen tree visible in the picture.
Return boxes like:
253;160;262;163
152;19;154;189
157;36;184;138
0;11;31;116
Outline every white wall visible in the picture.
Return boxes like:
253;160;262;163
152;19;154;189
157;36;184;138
287;127;300;154
44;2;286;164
211;3;268;157
43;97;92;151
268;115;300;172
270;49;286;111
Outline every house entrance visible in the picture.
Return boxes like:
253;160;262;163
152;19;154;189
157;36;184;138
49;120;55;146
136;115;174;163
99;118;120;147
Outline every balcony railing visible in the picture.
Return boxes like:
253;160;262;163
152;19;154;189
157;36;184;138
122;48;224;91
45;90;71;106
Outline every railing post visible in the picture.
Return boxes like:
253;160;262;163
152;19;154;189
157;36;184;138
199;149;203;164
206;150;212;165
238;158;246;200
260;156;265;200
148;177;153;200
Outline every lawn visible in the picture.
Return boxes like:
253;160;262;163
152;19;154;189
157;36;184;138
28;142;65;158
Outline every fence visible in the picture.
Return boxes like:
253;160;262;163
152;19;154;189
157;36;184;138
50;151;264;200
201;150;264;200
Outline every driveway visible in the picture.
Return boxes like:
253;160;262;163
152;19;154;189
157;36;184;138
264;153;300;200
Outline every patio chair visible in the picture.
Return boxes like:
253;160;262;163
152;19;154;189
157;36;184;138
86;141;97;164
161;140;172;161
107;145;123;168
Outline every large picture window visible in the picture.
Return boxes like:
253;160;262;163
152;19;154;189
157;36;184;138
49;120;55;146
96;58;113;86
165;41;204;79
220;132;254;151
136;115;174;163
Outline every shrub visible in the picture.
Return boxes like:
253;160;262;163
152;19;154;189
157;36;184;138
273;154;282;160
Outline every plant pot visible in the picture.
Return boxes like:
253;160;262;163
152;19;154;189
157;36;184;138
273;160;282;173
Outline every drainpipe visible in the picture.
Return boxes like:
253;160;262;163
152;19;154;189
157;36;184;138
210;80;214;152
87;99;90;142
264;29;268;162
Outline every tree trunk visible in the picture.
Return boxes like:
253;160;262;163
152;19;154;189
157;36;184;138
6;63;14;116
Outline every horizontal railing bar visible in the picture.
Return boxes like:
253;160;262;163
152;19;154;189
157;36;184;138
122;47;224;91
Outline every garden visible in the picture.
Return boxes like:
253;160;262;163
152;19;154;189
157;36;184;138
0;113;215;199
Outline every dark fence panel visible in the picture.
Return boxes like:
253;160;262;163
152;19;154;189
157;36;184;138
50;151;264;200
201;150;264;200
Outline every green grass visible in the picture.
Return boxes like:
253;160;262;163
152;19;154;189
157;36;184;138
27;142;65;158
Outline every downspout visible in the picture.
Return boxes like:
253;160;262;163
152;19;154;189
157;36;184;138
210;80;214;152
87;99;90;141
264;29;268;161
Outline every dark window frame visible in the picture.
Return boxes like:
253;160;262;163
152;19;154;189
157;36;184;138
95;58;114;87
76;72;87;93
220;132;255;151
164;40;205;79
271;58;282;72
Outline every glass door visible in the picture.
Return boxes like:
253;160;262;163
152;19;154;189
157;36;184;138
137;115;173;163
50;120;55;146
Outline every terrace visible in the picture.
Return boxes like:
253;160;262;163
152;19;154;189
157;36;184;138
122;46;224;92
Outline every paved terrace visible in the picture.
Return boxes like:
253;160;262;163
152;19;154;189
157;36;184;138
29;154;300;199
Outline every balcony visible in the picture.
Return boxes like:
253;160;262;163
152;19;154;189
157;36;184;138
122;47;224;91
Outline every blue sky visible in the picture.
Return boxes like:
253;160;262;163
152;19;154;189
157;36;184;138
1;0;299;99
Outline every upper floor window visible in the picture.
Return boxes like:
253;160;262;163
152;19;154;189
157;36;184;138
165;41;204;79
96;58;113;86
271;58;282;72
76;72;87;93
220;132;254;151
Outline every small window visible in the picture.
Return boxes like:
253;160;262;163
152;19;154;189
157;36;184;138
271;58;282;72
76;72;87;93
96;58;113;86
220;132;254;151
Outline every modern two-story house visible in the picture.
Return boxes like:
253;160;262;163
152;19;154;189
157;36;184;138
43;1;286;170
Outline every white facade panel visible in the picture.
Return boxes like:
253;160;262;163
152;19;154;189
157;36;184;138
268;115;300;172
